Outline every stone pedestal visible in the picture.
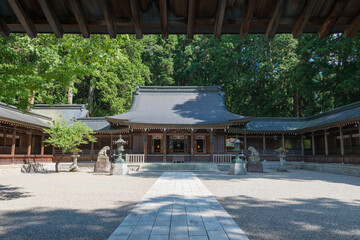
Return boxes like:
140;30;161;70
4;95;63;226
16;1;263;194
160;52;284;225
247;162;263;172
110;163;129;175
228;162;247;175
94;155;111;173
277;154;287;172
69;153;81;172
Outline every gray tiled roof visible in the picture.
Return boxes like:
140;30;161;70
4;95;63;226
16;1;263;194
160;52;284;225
231;101;360;133
77;117;129;133
0;103;50;128
106;86;251;126
30;104;88;121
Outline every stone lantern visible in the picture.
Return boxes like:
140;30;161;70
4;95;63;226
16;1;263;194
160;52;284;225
228;135;247;175
110;135;129;175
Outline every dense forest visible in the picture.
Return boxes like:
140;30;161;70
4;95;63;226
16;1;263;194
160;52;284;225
0;33;359;117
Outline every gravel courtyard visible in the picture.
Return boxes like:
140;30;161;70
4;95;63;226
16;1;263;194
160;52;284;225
198;170;360;240
0;170;161;240
0;168;359;240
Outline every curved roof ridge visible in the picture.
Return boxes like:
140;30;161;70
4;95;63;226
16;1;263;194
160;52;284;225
106;85;250;126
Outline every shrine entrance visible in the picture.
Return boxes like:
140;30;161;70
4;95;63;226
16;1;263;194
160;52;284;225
173;139;184;153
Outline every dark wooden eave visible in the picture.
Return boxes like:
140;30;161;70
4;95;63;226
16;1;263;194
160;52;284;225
0;0;359;39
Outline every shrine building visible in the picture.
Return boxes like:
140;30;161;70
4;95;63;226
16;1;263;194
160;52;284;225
0;86;359;164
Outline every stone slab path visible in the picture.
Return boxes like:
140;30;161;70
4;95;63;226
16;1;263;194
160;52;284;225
108;172;248;240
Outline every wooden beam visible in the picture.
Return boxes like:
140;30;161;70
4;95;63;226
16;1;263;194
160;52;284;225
292;0;317;38
38;0;63;38
345;11;360;38
339;126;344;156
130;0;142;39
311;131;315;156
99;0;116;38
163;130;167;162
69;0;90;38
324;130;328;156
262;133;266;154
214;0;227;40
318;0;349;38
159;0;168;39
187;0;196;39
240;0;256;39
0;17;10;37
8;0;37;38
265;0;286;39
301;134;304;155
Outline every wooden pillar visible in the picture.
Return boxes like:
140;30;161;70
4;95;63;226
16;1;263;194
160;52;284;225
110;134;113;155
311;132;315;156
244;133;247;152
3;130;7;146
262;134;266;154
358;123;360;149
90;141;94;161
128;134;133;154
190;130;194;161
210;131;214;162
282;134;285;148
27;132;32;161
163;130;167;162
41;134;45;161
11;128;16;161
301;134;304;155
339;126;344;156
324;130;328;156
144;132;148;162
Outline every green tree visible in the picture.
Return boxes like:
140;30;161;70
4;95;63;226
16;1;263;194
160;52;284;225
43;117;96;172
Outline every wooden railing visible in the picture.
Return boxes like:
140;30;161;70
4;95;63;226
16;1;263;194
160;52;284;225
213;154;234;163
126;154;145;163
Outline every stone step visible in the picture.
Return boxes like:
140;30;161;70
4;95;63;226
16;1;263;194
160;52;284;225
138;163;221;172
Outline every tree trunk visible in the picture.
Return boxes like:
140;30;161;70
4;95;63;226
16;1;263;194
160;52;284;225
294;90;299;117
67;86;73;104
88;82;94;116
55;153;64;173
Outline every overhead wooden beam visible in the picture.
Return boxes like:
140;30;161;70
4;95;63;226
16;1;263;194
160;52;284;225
159;0;168;39
8;0;37;38
344;11;360;38
214;0;227;40
187;0;196;39
318;0;349;38
240;0;256;39
130;0;142;39
69;0;90;38
266;0;286;38
38;0;63;38
292;0;317;38
0;17;10;37
99;0;116;38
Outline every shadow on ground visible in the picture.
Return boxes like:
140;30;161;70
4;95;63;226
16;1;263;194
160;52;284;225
0;202;136;240
217;195;360;240
0;185;31;201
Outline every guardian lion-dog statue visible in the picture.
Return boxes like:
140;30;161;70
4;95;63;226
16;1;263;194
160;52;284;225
94;146;111;173
98;146;110;157
248;146;260;163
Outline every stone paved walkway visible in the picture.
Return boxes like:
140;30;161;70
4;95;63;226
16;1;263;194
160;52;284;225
108;172;248;240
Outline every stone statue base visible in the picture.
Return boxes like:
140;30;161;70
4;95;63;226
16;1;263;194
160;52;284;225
247;162;263;172
94;155;111;173
110;163;129;175
69;164;80;172
277;155;288;172
228;162;247;175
